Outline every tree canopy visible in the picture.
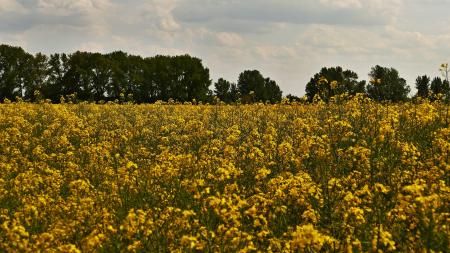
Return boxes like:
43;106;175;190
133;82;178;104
214;78;233;103
366;65;410;102
0;45;34;100
305;66;365;102
237;70;282;103
0;44;286;104
0;44;212;103
415;75;430;99
3;43;450;104
430;77;450;100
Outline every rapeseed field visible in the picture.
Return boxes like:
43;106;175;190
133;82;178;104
0;95;449;252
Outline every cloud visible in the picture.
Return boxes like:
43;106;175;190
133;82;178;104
0;0;115;35
0;0;25;13
140;0;181;32
254;46;298;60
294;24;448;62
215;32;245;47
35;0;112;15
1;0;450;96
108;35;187;56
78;42;105;53
173;0;404;33
318;0;363;9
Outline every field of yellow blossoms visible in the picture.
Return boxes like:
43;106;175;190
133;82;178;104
0;95;449;252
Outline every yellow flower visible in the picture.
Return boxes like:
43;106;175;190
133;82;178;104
330;80;339;89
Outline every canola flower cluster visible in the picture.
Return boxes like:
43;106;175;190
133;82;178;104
0;95;449;252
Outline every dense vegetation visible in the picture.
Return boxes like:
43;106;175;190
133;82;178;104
0;96;449;252
305;66;450;103
2;44;450;105
0;44;282;104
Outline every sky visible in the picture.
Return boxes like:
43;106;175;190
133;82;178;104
1;0;450;96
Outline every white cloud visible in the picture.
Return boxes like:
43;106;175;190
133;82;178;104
295;24;445;59
142;0;181;32
254;46;298;60
78;42;105;52
215;32;245;47
0;0;26;13
2;0;450;96
318;0;363;9
173;0;404;30
36;0;112;14
108;35;187;56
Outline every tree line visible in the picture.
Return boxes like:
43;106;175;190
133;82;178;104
0;44;282;103
1;44;449;104
304;66;450;103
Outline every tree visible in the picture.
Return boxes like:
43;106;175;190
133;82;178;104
445;80;450;100
43;53;69;102
0;44;34;101
229;83;240;103
214;78;232;102
61;51;90;100
106;51;131;101
120;55;144;102
89;53;113;101
366;65;410;102
0;44;215;103
437;63;450;101
264;78;282;103
415;75;430;99
238;70;266;103
430;77;450;100
237;70;282;103
171;55;211;102
20;52;49;101
305;66;365;102
430;77;443;96
286;94;302;102
140;55;212;103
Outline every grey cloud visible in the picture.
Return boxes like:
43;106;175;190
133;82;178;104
183;19;285;34
1;0;449;96
172;0;393;31
0;0;115;38
0;12;90;32
17;0;111;14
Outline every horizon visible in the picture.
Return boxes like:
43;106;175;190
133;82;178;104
1;0;450;96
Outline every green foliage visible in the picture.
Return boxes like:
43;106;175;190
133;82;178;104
285;94;302;102
430;77;450;100
415;75;430;99
214;78;232;102
237;70;282;103
264;77;283;103
0;44;212;103
0;44;34;101
305;66;365;102
4;43;450;105
367;65;410;102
